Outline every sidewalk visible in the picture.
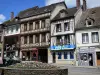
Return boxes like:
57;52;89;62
50;63;99;69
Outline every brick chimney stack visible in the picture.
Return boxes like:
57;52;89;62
10;12;14;21
83;0;87;11
76;0;81;9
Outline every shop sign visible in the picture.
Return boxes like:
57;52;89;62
50;44;75;50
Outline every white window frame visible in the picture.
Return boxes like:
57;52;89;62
92;32;99;43
82;33;89;44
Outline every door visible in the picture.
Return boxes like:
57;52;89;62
53;52;56;63
88;53;93;66
96;52;100;66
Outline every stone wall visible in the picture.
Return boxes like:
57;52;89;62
0;68;68;75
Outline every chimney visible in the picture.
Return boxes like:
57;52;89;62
76;0;81;9
10;12;14;21
83;0;87;11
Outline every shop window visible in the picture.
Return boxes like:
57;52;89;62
70;51;74;59
92;32;99;43
64;52;68;59
58;52;62;59
97;52;100;60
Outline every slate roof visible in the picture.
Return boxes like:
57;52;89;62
3;19;20;26
75;6;100;30
17;2;66;19
51;7;77;21
3;2;66;25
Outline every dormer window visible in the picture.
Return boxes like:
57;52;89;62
60;12;65;18
86;18;94;26
87;20;92;25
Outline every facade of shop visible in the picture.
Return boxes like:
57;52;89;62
75;7;100;66
50;8;77;65
19;2;67;63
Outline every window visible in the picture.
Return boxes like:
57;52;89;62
29;35;33;44
41;20;45;28
35;21;39;29
70;51;74;59
64;35;70;44
56;24;61;32
11;27;13;32
92;32;99;43
58;52;62;59
16;25;19;31
82;33;89;44
64;52;68;59
29;22;33;30
24;36;27;44
24;23;27;31
97;52;100;60
56;36;62;45
60;12;65;18
35;35;39;43
64;22;70;31
41;34;46;42
87;20;92;25
0;36;1;43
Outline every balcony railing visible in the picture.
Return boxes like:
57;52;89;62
21;27;50;34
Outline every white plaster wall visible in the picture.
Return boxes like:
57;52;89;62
76;28;100;47
5;24;20;36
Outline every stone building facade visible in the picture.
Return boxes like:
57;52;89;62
18;2;67;63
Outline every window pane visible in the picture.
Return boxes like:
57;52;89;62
64;52;68;59
82;33;89;43
56;36;62;45
92;32;99;43
70;51;74;59
56;24;61;32
29;35;33;44
64;22;70;31
64;35;70;44
58;52;62;59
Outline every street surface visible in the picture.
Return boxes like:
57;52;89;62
51;64;100;75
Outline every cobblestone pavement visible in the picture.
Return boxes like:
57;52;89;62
51;64;100;75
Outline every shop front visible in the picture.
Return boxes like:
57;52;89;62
50;44;75;64
22;48;38;61
77;47;96;66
